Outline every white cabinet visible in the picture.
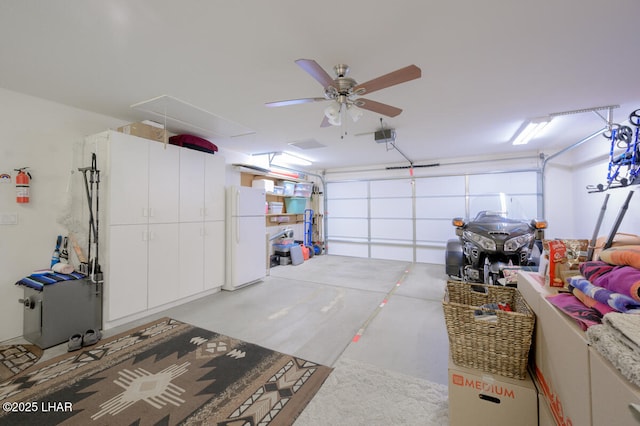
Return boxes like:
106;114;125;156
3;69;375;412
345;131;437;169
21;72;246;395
179;148;225;222
107;132;180;225
204;154;226;221
147;223;180;308
204;220;225;290
179;148;206;223
85;130;225;328
178;150;226;296
106;224;148;320
179;222;205;297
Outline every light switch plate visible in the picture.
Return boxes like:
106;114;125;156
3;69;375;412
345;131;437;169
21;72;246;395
0;213;18;225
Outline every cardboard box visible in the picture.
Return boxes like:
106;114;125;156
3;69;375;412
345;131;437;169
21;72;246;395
117;122;167;143
448;359;537;426
589;347;640;425
517;271;550;315
538;394;556;426
519;272;591;426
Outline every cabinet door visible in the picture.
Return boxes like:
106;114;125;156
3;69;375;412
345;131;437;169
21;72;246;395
107;224;148;320
204;154;225;221
147;223;180;308
148;142;180;224
204;220;225;290
179;148;205;222
179;222;205;298
109;133;149;225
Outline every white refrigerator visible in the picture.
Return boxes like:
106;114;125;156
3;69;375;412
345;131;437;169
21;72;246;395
224;186;267;290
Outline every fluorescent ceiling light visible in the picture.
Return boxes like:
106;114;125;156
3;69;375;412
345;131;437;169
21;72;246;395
512;117;551;145
274;152;312;166
252;151;312;167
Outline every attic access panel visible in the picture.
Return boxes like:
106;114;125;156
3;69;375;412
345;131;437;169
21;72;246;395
131;95;255;139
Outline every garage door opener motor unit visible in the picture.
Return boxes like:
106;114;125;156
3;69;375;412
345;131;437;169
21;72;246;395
374;129;396;144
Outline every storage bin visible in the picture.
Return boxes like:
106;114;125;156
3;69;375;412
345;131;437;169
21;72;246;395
294;182;313;198
273;185;284;195
268;201;283;214
252;179;274;192
285;197;307;214
281;181;295;196
442;281;535;379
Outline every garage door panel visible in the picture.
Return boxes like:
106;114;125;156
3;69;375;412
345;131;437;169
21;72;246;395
416;196;465;218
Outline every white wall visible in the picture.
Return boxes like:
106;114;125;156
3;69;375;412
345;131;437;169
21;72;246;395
544;129;640;240
0;88;129;341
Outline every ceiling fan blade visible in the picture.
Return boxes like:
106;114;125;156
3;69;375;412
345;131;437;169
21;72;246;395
353;65;421;95
295;59;336;88
265;97;327;107
320;115;331;127
357;98;403;117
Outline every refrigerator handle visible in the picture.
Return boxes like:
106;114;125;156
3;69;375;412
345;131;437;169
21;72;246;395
236;190;240;243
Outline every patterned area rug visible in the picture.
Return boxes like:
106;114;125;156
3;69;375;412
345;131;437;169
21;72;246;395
0;318;332;425
0;344;43;381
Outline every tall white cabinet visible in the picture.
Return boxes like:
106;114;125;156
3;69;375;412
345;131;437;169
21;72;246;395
84;130;225;329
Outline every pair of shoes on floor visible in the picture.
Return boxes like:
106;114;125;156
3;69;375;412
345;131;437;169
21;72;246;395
67;329;102;352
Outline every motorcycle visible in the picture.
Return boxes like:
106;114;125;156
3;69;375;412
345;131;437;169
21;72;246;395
445;210;547;285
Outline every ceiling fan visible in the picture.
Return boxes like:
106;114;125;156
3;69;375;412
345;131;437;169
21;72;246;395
265;59;421;127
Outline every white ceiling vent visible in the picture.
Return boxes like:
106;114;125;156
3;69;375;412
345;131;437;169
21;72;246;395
131;95;255;139
288;139;327;150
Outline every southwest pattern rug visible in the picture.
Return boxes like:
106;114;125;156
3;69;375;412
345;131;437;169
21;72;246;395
0;345;43;381
0;318;332;425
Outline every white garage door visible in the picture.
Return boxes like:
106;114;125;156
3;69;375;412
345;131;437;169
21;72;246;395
326;171;541;264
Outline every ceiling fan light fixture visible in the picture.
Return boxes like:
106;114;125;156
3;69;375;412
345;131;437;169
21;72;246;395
324;102;342;126
347;105;363;122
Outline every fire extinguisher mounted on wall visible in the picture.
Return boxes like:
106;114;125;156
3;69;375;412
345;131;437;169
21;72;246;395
15;167;31;203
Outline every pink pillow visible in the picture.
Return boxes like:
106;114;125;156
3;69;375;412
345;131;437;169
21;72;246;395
599;245;640;269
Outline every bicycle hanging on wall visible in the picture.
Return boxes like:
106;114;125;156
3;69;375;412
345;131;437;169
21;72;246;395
587;108;640;193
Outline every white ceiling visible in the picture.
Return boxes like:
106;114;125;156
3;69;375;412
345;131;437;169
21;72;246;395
1;0;638;170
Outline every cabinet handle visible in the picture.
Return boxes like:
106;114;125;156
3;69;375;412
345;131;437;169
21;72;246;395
149;208;154;218
142;231;149;242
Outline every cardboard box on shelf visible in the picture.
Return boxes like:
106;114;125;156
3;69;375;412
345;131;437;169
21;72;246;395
448;358;538;426
117;121;167;143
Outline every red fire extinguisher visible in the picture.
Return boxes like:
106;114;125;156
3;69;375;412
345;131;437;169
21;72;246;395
15;167;31;204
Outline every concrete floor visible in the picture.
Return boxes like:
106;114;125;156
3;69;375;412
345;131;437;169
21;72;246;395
31;255;450;387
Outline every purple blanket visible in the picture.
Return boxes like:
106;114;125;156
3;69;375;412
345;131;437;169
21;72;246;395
580;261;640;301
546;293;602;330
568;276;640;313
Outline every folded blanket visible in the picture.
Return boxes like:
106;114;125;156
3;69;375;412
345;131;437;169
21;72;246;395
568;276;640;313
580;260;614;282
595;266;640;302
570;287;616;316
602;312;640;355
545;293;602;330
587;323;640;388
599;244;640;269
16;271;86;291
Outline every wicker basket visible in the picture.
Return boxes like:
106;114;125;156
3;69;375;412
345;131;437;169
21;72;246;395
442;281;535;379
